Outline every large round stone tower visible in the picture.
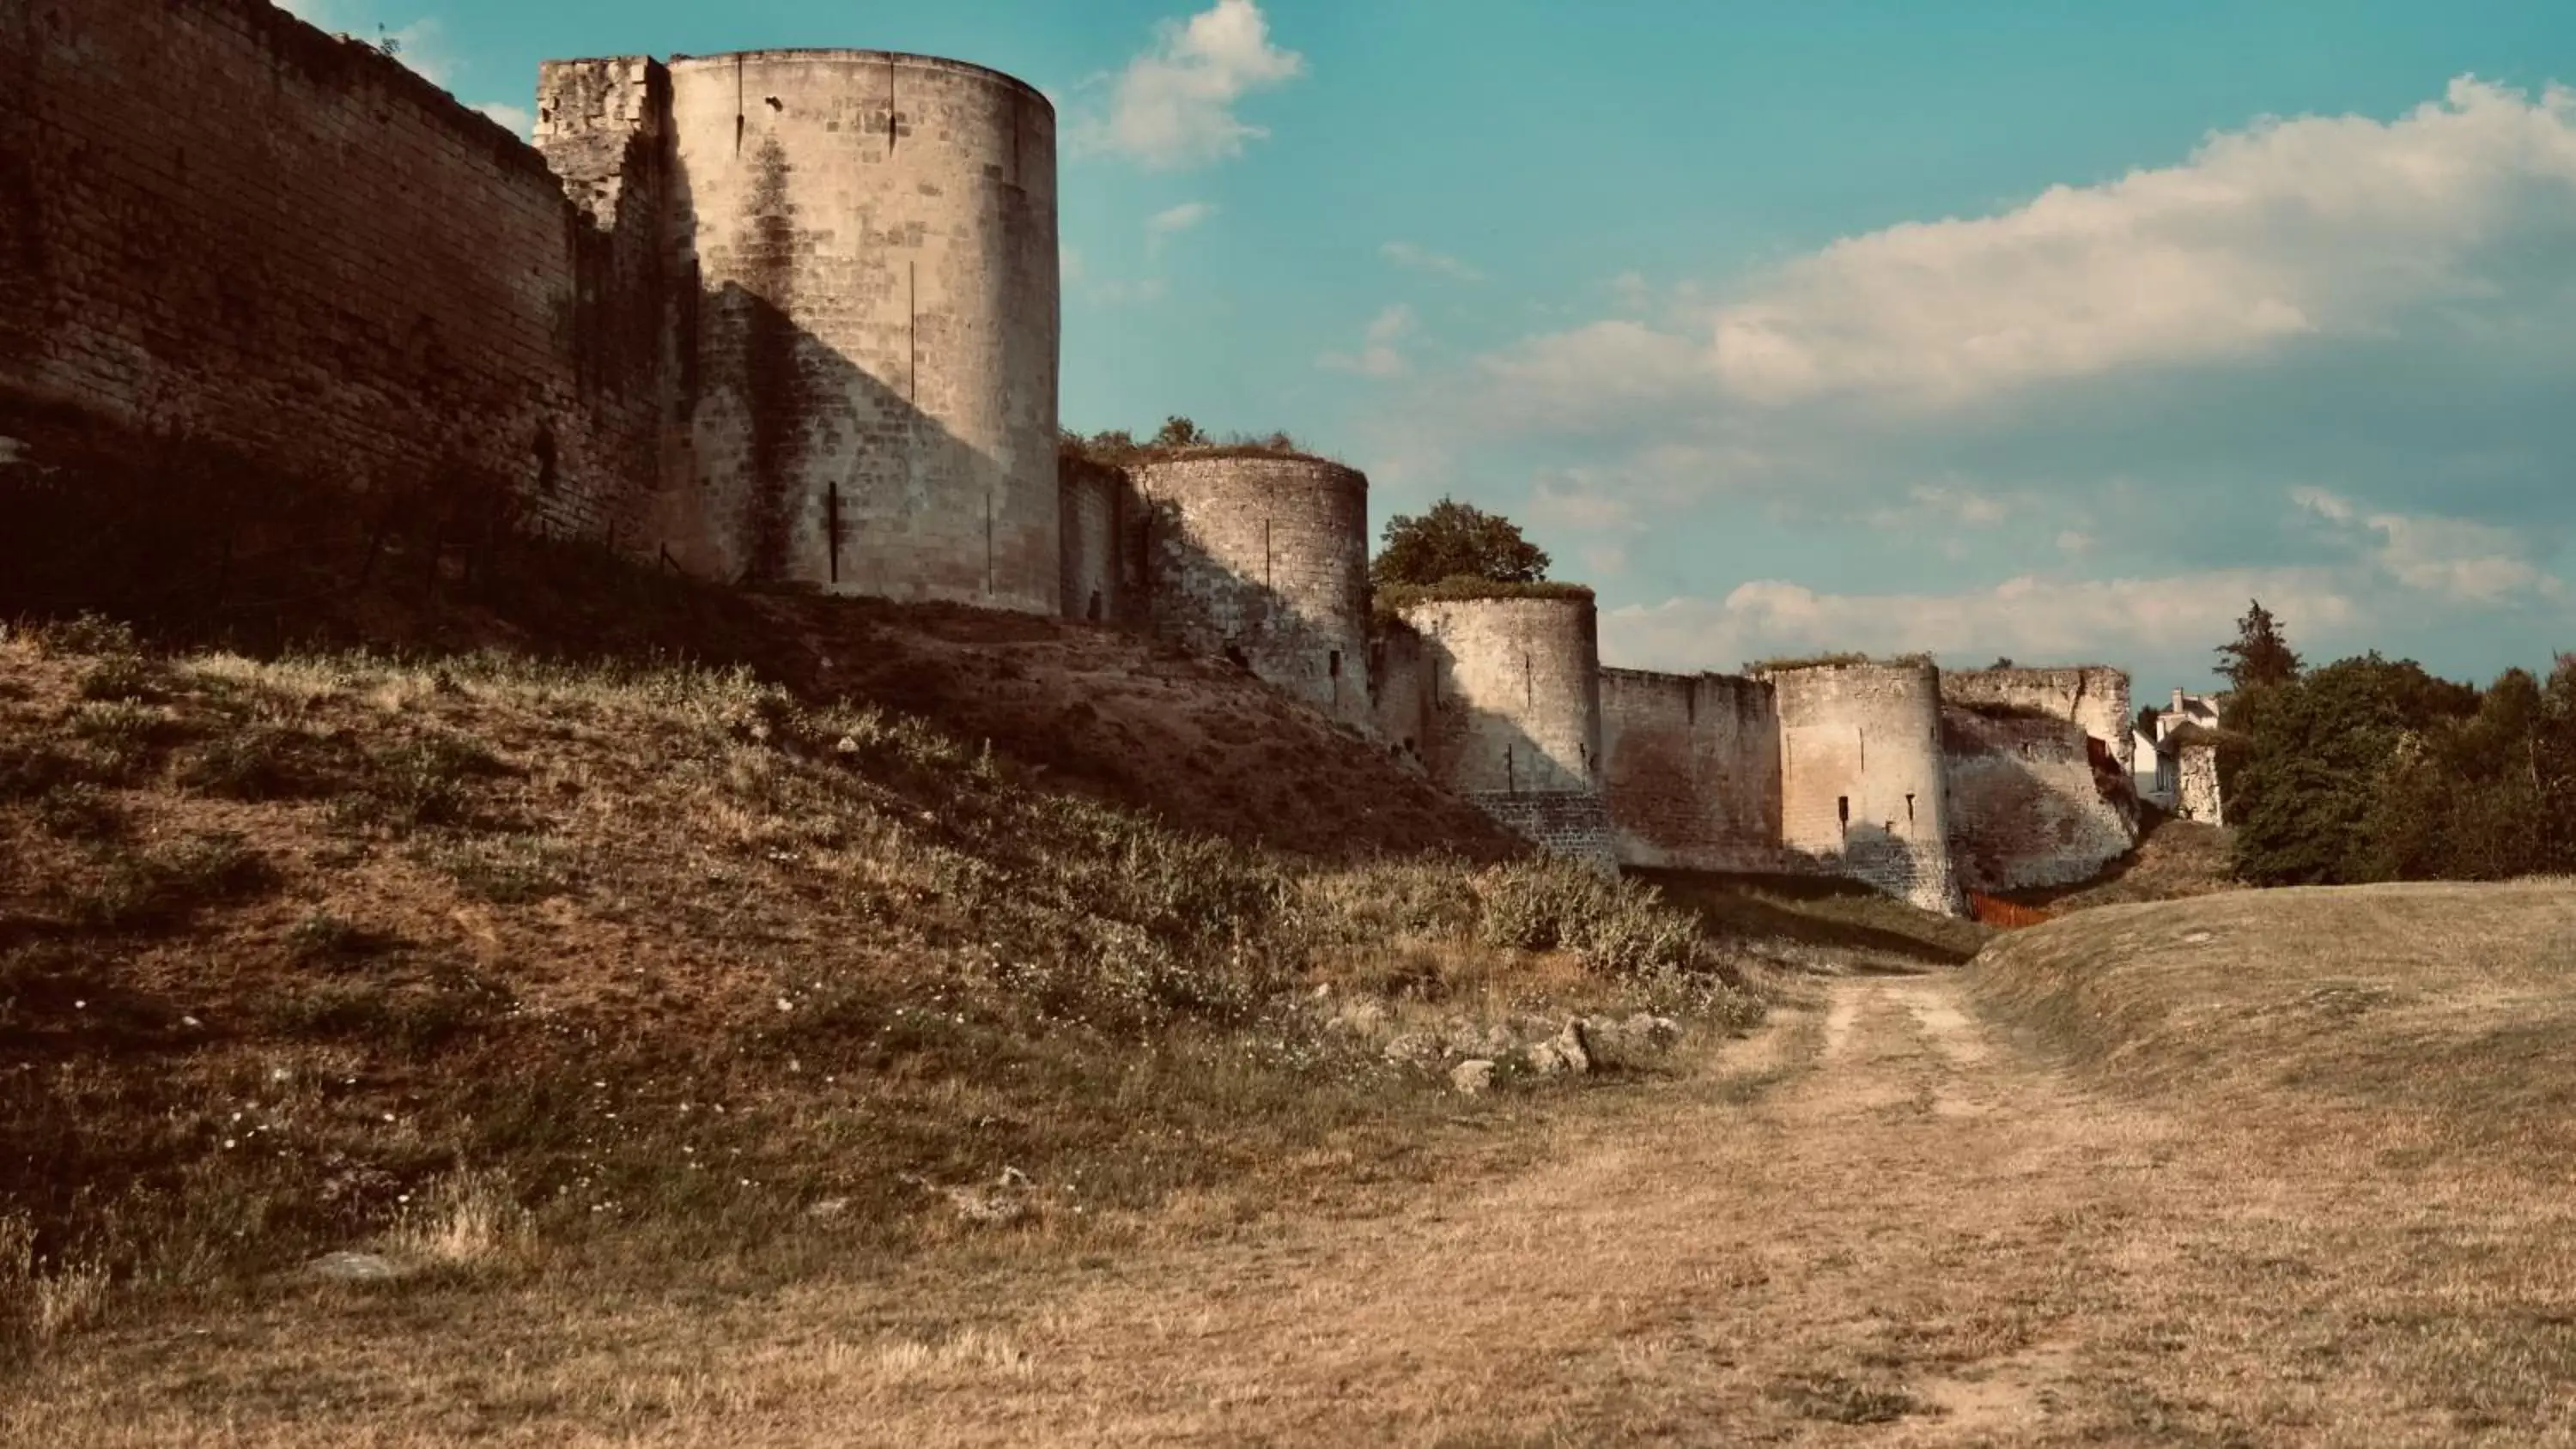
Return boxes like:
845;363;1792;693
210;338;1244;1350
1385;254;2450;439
1384;590;1616;869
1761;660;1965;915
1128;453;1373;729
656;50;1060;611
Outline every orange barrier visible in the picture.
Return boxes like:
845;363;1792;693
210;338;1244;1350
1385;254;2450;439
1968;893;2055;929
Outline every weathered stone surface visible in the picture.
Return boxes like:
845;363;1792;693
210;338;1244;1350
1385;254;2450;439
1941;704;2136;892
2178;742;2224;825
1121;455;1374;730
3;0;663;552
1449;1058;1497;1095
1600;668;1783;873
652;51;1060;612
1762;661;1965;917
1941;667;2135;775
1385;597;1616;870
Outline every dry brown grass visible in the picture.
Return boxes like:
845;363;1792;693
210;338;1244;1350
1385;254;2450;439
0;620;1770;1388
15;610;2576;1443
12;883;2576;1441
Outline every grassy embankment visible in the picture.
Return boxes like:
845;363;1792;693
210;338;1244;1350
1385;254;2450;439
0;615;1792;1363
1969;881;2576;1432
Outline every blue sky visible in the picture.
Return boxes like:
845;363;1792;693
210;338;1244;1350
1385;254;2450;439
285;0;2576;706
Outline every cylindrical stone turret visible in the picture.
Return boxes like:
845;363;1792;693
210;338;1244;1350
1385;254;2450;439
1762;659;1964;915
656;50;1059;610
1394;590;1614;869
1129;453;1372;728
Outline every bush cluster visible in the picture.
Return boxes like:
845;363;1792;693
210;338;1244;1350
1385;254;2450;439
2225;652;2576;884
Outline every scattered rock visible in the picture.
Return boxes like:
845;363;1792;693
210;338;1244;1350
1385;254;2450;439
304;1250;407;1283
1325;997;1388;1037
1553;1019;1593;1075
1631;1013;1682;1050
1449;1058;1497;1095
945;1188;1027;1226
1382;1033;1437;1066
1527;1020;1593;1076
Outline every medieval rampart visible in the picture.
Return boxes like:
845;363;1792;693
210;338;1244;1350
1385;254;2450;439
1941;666;2134;774
1598;668;1783;873
1056;454;1127;624
1393;592;1614;868
1763;662;1963;915
1;0;660;571
1940;705;2136;890
1128;454;1373;730
643;51;1059;609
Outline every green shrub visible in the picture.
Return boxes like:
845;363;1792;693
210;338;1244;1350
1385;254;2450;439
1470;861;1701;974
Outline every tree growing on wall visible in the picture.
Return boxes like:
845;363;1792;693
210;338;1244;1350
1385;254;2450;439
1153;415;1209;448
1371;497;1551;589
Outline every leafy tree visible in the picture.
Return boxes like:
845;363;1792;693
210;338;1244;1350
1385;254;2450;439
1153;415;1209;449
2215;598;2303;693
2136;704;2161;735
2227;654;2479;885
1371;497;1550;589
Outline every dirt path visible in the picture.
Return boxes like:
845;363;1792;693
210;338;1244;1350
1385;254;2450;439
26;970;2560;1446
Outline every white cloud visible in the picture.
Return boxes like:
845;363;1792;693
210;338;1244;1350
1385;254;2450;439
1601;571;2363;674
1710;78;2576;408
476;102;533;139
1074;0;1304;170
1318;305;1417;378
1145;201;1216;255
1382;241;1485;282
2057;530;2097;556
1473;77;2576;424
2293;486;2561;603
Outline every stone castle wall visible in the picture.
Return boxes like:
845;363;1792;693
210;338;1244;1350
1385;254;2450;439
2;0;661;551
1940;705;2137;891
1598;668;1783;873
1;5;2142;912
1128;455;1373;730
1941;666;2135;774
1765;662;1963;915
643;51;1059;609
1056;454;1126;624
1394;595;1613;869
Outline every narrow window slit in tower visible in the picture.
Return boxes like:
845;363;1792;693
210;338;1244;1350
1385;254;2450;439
1838;796;1850;838
1327;650;1341;678
824;482;842;584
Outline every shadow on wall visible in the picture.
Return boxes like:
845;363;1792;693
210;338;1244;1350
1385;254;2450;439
657;141;1023;604
662;278;1001;597
1126;493;1373;729
1382;616;1598;800
0;391;532;628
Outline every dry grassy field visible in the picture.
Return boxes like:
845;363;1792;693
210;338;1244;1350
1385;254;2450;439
9;613;2576;1445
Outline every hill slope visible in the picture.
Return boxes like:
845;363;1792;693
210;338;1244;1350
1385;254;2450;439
1970;879;2576;1147
0;614;1762;1361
